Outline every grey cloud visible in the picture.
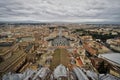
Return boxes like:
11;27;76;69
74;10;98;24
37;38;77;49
0;0;120;22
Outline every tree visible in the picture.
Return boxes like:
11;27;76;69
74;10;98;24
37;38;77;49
98;61;107;74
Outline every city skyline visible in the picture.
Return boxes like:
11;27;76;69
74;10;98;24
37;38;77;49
0;0;120;23
0;25;120;79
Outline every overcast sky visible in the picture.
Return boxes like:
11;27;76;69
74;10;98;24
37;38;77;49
0;0;120;23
